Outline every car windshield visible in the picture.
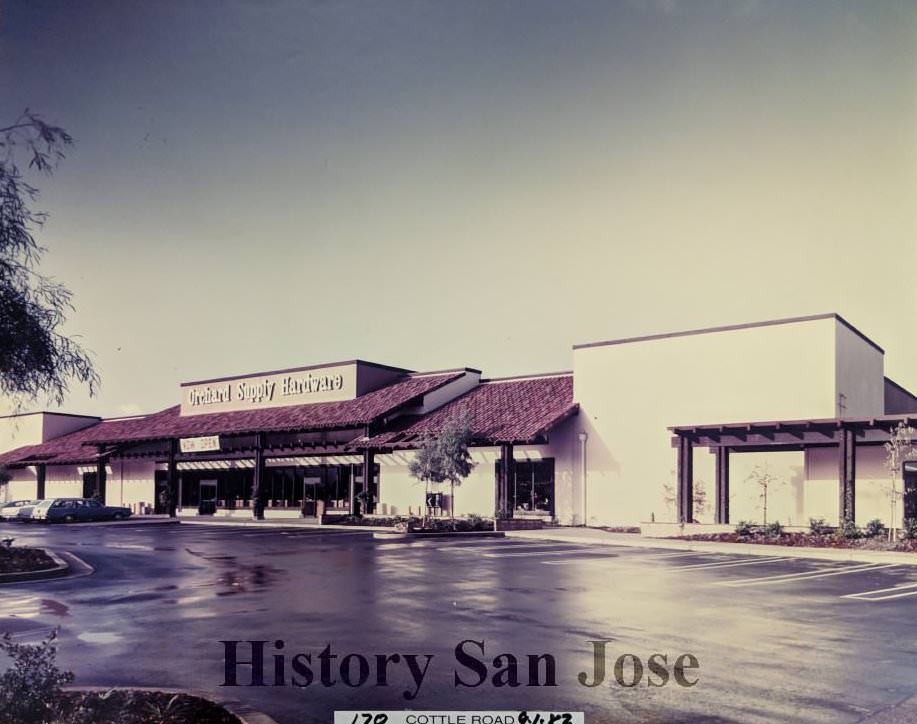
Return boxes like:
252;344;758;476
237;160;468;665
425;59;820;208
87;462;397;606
36;500;54;509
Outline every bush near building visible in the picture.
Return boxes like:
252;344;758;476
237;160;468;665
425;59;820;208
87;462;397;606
0;631;239;723
679;518;917;551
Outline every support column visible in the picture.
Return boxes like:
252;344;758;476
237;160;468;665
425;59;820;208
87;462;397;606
349;463;357;516
714;446;730;525
36;463;46;500
676;435;694;524
252;432;266;520
363;448;375;515
838;427;856;525
167;439;178;518
95;454;107;503
499;443;514;518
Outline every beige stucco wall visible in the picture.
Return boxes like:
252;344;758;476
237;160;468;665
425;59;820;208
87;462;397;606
835;321;885;417
805;445;893;527
573;316;850;526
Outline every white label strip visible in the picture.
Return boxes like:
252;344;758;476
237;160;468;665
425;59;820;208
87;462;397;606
335;712;585;724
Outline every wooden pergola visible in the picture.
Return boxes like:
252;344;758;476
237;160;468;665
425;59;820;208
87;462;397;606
670;414;917;526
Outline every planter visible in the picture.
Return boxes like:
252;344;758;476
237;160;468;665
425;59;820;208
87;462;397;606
495;518;545;531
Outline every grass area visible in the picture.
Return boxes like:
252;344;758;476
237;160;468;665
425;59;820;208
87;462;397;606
58;690;240;723
0;546;56;574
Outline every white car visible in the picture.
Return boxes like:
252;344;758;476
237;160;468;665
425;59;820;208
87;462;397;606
0;500;36;521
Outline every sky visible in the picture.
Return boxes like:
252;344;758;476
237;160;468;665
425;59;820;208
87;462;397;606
1;0;915;418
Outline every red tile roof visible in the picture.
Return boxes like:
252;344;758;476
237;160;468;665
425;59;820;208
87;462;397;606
360;374;577;447
81;372;464;445
0;417;138;467
0;372;573;468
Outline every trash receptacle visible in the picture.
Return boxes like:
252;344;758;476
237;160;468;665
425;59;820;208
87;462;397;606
198;500;216;516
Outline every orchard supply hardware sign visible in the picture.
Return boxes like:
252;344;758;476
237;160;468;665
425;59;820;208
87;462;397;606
181;365;354;416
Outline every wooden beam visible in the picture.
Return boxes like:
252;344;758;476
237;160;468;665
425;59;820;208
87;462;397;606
715;447;729;525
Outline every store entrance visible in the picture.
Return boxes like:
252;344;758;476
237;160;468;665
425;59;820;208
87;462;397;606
199;480;217;515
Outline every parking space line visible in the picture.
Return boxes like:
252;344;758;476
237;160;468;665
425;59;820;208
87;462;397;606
482;548;612;559
717;562;896;587
670;556;789;571
441;543;591;553
842;582;917;602
541;550;712;565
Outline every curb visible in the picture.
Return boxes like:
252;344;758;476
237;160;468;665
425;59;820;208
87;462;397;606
63;686;279;724
504;530;917;567
178;519;390;532
0;550;94;585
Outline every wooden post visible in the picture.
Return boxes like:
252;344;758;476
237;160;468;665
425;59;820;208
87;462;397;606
677;436;694;524
838;428;856;525
168;439;178;518
95;453;107;503
253;432;266;520
714;446;730;525
499;443;514;518
36;463;46;500
363;448;375;515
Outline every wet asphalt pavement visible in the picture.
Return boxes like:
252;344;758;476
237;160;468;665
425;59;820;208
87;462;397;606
2;522;917;723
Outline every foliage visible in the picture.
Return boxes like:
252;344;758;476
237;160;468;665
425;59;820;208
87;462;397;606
0;110;99;411
407;412;476;525
903;518;917;540
883;421;916;539
808;517;831;536
745;463;784;525
763;521;784;537
864;518;887;538
662;476;708;522
0;628;73;723
734;520;756;536
836;519;861;540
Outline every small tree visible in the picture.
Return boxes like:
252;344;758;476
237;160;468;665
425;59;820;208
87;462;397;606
884;421;915;541
662;474;707;522
746;462;783;525
1;110;99;412
408;413;475;527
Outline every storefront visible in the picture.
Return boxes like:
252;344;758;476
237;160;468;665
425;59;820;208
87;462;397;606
0;359;577;523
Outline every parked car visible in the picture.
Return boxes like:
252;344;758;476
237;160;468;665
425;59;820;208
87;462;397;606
0;500;37;521
16;501;40;522
31;498;132;523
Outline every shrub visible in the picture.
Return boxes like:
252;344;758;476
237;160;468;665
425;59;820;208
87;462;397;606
809;517;831;536
0;629;73;723
764;521;784;537
836;519;861;539
734;520;756;536
903;518;917;540
864;518;887;538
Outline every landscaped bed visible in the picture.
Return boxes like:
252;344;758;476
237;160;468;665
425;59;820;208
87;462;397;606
55;690;241;724
326;514;495;532
0;545;57;574
1;632;242;723
679;519;917;552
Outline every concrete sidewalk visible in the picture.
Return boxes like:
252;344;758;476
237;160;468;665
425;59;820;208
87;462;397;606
505;527;917;567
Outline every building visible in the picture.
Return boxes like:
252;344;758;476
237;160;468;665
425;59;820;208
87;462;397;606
1;313;915;528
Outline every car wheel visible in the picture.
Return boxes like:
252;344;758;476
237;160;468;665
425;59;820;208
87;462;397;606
63;514;76;524
113;513;124;521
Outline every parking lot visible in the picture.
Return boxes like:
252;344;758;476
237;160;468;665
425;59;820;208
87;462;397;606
1;523;917;723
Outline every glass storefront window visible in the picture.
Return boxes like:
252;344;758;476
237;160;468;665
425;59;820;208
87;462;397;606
495;458;555;516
